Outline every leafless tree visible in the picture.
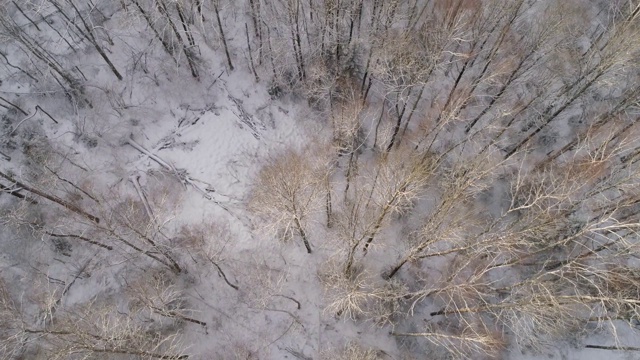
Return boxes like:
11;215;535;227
249;143;331;253
21;296;189;359
47;0;124;80
321;258;404;324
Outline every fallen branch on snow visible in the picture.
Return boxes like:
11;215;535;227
130;174;154;221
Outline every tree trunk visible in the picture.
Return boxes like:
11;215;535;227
214;2;234;71
12;1;40;31
157;0;199;78
0;170;100;223
132;0;176;62
176;3;196;48
58;0;123;80
245;23;259;81
387;88;413;151
294;217;312;253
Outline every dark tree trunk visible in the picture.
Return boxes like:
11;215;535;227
214;2;234;71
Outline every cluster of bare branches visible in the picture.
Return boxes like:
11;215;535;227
15;288;188;359
319;341;380;360
249;143;333;253
248;2;640;356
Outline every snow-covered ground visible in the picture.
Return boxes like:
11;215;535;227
1;0;639;359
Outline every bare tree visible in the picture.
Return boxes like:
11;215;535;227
385;151;502;279
0;169;100;223
21;297;188;359
127;271;208;330
47;0;124;80
156;0;200;78
249;143;331;253
321;258;404;324
176;220;239;290
503;1;640;158
401;150;640;355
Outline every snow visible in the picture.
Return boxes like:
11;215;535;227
0;0;639;359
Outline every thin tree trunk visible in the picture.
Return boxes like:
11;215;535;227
360;47;373;93
0;150;11;162
294;216;312;253
214;2;234;71
39;11;78;51
4;21;77;86
344;239;360;276
585;345;640;352
0;183;37;202
398;84;426;144
0;170;100;223
132;0;176;62
387;88;413;151
157;0;199;78
294;0;304;79
205;255;239;290
248;0;262;63
264;21;278;81
343;149;356;200
372;101;385;149
0;96;28;116
176;3;196;48
504;69;609;158
54;0;123;80
248;0;260;36
362;202;392;254
245;23;259;81
0;49;39;82
44;165;97;202
288;0;305;80
12;1;40;31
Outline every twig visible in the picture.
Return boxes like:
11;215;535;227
261;308;304;329
58;151;89;172
62;256;94;297
283;347;311;360
265;320;295;348
75;66;87;81
150;306;207;328
586;345;640;351
36;105;58;124
275;294;301;309
10;110;38;135
207;71;224;90
206;256;239;290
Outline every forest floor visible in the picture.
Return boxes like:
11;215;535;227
0;1;638;359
